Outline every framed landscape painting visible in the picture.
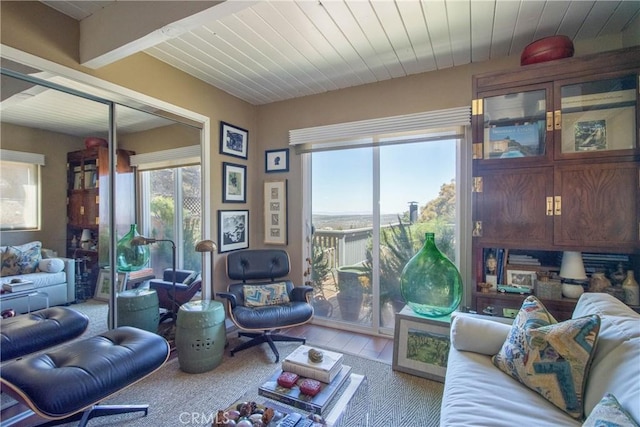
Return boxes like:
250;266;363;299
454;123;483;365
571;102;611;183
393;306;450;382
220;121;248;159
218;210;249;253
94;269;128;301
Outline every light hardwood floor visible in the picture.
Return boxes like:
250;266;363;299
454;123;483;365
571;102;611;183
282;323;394;364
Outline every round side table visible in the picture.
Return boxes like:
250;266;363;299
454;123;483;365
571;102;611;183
175;300;225;374
116;288;160;333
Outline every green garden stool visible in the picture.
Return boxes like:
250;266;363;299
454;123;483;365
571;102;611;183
175;300;225;374
116;288;160;333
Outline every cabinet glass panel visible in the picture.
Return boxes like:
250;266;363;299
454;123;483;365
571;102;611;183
560;75;637;154
483;90;547;159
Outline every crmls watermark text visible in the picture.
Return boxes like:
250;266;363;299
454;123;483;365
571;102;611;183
179;411;229;424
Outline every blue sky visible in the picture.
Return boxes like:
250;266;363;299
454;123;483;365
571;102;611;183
312;141;456;215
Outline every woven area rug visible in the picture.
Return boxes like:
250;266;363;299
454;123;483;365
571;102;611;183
5;301;444;426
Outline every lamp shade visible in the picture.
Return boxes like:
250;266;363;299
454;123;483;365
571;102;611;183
560;251;587;280
80;229;92;242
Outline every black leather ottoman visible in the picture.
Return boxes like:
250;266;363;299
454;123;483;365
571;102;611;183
0;326;170;426
0;306;89;362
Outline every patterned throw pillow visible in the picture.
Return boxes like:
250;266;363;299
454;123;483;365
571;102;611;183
244;282;290;307
492;295;600;420
583;393;640;427
1;241;42;277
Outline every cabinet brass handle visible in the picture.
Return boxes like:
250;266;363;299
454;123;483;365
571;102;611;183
554;196;562;216
546;112;553;131
80;206;84;215
546;196;554;216
554;110;562;130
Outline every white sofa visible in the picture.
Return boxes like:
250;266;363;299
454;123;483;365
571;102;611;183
1;241;75;314
440;293;640;426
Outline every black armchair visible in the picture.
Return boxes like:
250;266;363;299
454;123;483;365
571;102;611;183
149;269;201;323
218;249;314;362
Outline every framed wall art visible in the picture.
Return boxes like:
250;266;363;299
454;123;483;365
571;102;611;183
220;121;248;159
265;148;289;173
94;269;128;301
264;180;287;245
223;162;247;203
505;269;537;292
218;210;249;253
392;305;450;382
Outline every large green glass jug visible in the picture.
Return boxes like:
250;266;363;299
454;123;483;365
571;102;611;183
400;232;462;317
116;224;149;272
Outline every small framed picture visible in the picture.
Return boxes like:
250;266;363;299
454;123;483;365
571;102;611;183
94;269;128;301
392;306;450;382
506;269;537;291
220;121;248;159
264;180;287;245
218;210;249;253
265;148;289;173
223;162;247;203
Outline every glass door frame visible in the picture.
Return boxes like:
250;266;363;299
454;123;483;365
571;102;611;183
1;44;212;328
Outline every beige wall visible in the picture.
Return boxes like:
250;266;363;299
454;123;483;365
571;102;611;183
1;123;84;255
2;1;637;287
120;123;201;154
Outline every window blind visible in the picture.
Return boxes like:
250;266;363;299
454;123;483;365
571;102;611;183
0;149;45;165
129;145;200;171
289;106;470;153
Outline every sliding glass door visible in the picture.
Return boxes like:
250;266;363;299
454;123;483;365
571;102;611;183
139;165;202;278
308;135;461;335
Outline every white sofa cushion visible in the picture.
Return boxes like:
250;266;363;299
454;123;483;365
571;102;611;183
441;343;581;427
450;314;512;355
574;293;640;423
38;258;65;273
0;272;66;289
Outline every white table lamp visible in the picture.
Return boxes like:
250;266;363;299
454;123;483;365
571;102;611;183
560;251;586;299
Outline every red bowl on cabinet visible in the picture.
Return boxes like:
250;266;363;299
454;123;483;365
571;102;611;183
521;35;574;66
84;137;108;149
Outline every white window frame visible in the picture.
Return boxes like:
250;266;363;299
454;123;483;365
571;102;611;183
0;149;45;231
297;108;473;334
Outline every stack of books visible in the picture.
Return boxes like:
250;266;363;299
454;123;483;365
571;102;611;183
3;280;34;292
258;345;351;415
281;345;343;383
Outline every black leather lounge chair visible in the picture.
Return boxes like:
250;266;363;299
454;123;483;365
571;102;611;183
0;326;170;426
217;249;314;362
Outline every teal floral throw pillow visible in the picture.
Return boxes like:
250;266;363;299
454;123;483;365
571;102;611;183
492;296;600;420
583;393;639;427
243;282;290;307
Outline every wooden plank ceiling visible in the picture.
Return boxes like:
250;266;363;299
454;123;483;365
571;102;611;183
37;0;640;106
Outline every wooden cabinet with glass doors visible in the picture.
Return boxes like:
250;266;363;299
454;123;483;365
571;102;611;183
470;46;640;313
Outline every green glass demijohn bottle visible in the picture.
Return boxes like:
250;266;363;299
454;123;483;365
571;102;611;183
116;224;149;272
400;232;462;317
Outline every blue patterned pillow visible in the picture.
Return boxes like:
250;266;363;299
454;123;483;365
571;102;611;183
492;296;600;420
583;393;639;427
244;282;290;307
1;241;42;276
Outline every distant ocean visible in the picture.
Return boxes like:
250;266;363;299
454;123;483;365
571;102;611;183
312;213;402;230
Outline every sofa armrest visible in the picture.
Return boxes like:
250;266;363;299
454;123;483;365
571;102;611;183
60;258;76;303
450;312;512;355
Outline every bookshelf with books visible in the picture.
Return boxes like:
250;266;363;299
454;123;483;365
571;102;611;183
471;47;639;318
